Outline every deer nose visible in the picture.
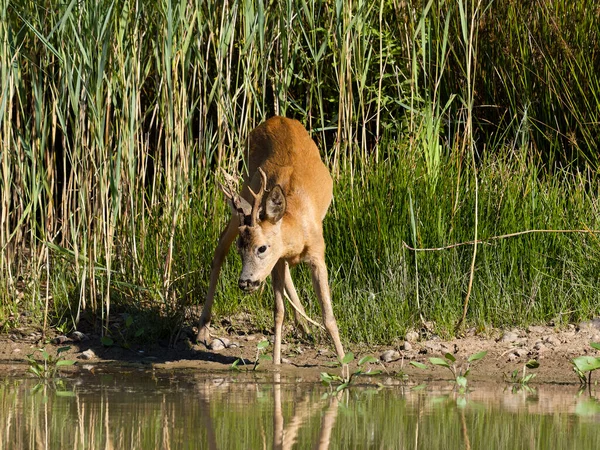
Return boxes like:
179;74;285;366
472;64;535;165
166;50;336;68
238;278;260;292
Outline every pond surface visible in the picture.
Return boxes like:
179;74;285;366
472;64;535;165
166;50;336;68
1;367;599;449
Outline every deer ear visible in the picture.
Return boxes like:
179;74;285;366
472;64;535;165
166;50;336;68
265;185;286;223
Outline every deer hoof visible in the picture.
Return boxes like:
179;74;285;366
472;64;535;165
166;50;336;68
196;326;212;347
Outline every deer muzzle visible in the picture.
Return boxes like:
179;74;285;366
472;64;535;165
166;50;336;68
238;278;261;293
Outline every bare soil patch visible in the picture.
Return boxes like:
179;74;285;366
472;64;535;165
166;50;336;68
2;319;600;384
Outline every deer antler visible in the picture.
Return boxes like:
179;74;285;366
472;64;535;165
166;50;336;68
247;167;268;227
219;170;251;223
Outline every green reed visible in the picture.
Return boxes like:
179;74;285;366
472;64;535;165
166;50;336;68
1;0;599;344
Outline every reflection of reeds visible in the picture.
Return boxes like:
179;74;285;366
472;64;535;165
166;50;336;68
1;376;600;449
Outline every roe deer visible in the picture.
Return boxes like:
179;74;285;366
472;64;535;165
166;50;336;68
197;116;345;366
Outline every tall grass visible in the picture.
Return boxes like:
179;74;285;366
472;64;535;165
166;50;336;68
1;0;599;343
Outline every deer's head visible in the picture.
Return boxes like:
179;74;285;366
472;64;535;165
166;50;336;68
221;168;286;293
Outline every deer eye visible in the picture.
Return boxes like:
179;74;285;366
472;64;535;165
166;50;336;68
257;245;268;254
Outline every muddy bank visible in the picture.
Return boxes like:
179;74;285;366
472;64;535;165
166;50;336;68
2;320;600;385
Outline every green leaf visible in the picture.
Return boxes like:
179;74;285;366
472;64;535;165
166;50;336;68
411;383;427;391
358;355;378;366
135;328;145;337
28;366;42;378
336;382;349;392
456;376;468;388
523;373;536;383
341;352;354;365
231;359;241;371
361;370;383;376
320;372;333;383
525;359;540;369
125;315;134;328
256;340;269;350
259;354;272;361
429;357;450;368
56;346;71;355
41;350;50;361
101;336;114;347
456;396;467;408
590;342;600;351
467;351;487;362
572;356;600;373
410;361;428;370
56;359;76;367
444;353;456;362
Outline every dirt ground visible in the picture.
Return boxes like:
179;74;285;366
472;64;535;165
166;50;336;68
2;316;600;385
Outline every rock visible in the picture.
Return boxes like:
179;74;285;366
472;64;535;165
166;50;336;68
405;330;419;342
424;342;442;353
544;336;560;347
579;318;600;331
70;331;89;342
281;358;291;364
507;353;519;362
380;350;400;363
317;348;330;356
209;338;230;351
79;349;96;360
513;348;529;357
533;342;546;352
52;335;69;344
245;335;256;341
227;342;240;349
402;342;413;352
500;331;519;343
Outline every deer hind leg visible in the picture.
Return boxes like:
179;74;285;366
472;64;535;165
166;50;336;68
283;262;312;338
308;256;345;364
271;260;287;365
197;217;239;345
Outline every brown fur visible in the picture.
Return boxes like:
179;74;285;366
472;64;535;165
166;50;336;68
197;116;345;366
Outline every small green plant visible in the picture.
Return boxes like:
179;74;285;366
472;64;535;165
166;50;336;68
26;346;76;380
428;351;487;392
505;359;539;392
320;353;382;394
230;339;272;372
571;342;600;385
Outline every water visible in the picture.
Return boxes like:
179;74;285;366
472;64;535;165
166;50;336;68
1;367;599;449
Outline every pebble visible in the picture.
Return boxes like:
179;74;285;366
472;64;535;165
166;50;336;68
79;349;96;360
513;348;528;357
500;331;519;343
380;350;400;363
544;336;560;347
70;331;89;342
402;342;413;352
579;318;600;331
281;358;291;364
209;338;230;351
405;330;419;342
52;335;69;344
533;342;546;352
424;342;442;353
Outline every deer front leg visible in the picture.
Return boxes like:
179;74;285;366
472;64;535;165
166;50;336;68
308;256;346;374
271;260;286;365
283;262;312;338
197;218;238;346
